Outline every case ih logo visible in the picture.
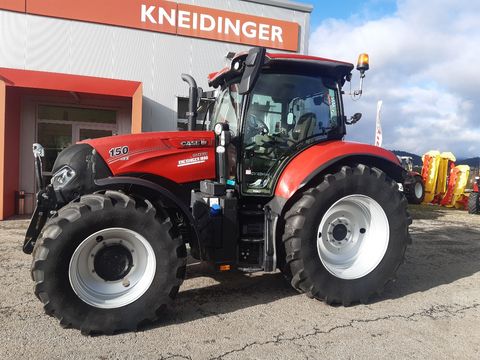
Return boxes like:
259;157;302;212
19;0;299;51
180;140;208;147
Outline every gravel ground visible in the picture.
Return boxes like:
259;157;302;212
0;205;479;359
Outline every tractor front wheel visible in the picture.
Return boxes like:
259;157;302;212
31;191;187;334
282;165;411;305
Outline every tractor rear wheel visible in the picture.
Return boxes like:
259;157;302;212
468;192;480;214
282;165;411;305
31;191;187;334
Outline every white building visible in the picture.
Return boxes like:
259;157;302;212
0;0;312;218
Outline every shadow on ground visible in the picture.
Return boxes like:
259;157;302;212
408;204;454;220
383;224;480;300
141;266;297;331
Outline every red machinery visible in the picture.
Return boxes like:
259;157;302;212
24;48;411;334
469;176;480;214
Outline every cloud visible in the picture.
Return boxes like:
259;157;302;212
309;0;480;158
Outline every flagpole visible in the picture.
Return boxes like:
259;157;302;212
375;100;383;147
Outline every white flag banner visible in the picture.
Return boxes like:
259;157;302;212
375;100;383;147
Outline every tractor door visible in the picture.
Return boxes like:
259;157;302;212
240;72;343;195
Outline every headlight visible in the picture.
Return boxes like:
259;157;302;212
51;166;76;190
214;123;224;136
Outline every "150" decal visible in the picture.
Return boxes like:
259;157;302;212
109;146;129;157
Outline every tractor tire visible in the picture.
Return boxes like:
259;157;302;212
468;192;480;214
405;176;425;204
31;191;187;335
282;165;411;305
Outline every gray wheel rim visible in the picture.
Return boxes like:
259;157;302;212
69;228;156;309
317;194;390;280
415;182;423;199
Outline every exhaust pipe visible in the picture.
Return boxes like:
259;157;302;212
181;74;198;131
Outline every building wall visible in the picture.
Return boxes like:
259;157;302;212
3;88;21;217
0;0;310;132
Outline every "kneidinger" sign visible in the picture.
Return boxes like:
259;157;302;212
21;0;300;51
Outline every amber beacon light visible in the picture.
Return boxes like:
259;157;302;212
356;53;370;74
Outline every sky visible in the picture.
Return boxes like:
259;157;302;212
297;0;480;158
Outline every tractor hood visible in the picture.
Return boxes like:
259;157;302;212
81;131;216;184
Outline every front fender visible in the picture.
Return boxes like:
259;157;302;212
275;140;404;199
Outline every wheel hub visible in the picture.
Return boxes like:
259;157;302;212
326;218;352;247
332;224;348;241
94;244;133;281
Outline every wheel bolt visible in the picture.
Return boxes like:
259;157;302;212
96;236;103;242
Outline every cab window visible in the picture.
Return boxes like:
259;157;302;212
209;83;242;135
242;73;340;194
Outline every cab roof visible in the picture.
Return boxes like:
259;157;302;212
208;52;354;88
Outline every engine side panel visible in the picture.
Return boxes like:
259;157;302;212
82;131;216;184
275;140;401;199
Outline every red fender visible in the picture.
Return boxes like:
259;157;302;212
275;140;401;199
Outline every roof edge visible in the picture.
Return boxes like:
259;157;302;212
242;0;313;13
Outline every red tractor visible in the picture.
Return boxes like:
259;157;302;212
24;48;411;334
468;176;480;214
398;156;425;204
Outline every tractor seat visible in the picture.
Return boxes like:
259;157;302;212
292;112;317;141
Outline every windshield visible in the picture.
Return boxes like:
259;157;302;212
209;83;243;135
242;72;341;194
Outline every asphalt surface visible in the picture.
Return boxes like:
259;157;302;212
1;205;479;359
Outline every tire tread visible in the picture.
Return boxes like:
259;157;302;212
31;191;186;335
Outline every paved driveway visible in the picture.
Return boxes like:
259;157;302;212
1;205;479;359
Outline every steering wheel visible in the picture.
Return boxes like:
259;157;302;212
248;114;269;135
244;132;296;161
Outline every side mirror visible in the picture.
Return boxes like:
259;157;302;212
346;113;362;125
238;47;267;95
287;113;294;125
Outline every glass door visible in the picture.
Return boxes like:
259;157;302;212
78;128;114;141
37;105;118;181
37;122;73;176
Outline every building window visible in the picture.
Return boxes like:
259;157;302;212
38;105;117;124
177;97;215;130
37;105;118;176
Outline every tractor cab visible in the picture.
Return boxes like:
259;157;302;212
204;48;356;196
